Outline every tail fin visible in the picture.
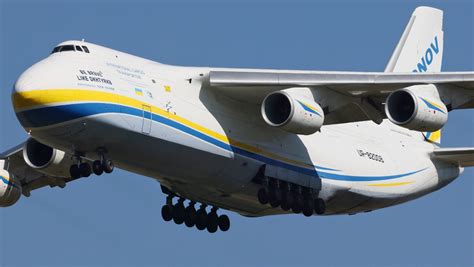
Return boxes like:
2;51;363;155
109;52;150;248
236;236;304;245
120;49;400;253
385;6;444;73
385;7;444;144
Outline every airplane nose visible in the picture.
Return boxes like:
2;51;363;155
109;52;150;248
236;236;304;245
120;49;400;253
11;59;51;129
12;63;45;112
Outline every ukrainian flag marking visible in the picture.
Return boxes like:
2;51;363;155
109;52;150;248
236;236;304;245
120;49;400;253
135;88;144;96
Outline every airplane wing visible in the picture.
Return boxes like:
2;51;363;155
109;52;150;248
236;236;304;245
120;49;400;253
209;70;474;124
0;142;81;197
432;148;474;167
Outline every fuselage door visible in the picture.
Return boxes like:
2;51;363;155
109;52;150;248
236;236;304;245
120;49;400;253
142;104;152;134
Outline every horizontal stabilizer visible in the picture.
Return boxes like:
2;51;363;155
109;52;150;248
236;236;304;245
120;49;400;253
432;148;474;167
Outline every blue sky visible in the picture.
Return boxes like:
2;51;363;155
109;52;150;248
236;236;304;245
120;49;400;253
0;0;473;266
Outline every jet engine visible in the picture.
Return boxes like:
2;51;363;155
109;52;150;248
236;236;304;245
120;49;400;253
385;86;448;132
0;169;21;207
22;138;74;177
261;91;325;135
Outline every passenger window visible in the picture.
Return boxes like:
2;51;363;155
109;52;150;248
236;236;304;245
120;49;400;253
82;46;90;53
75;46;83;52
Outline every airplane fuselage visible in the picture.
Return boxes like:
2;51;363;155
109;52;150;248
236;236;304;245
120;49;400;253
12;41;462;216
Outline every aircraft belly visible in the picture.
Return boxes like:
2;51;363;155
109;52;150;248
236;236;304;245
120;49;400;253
31;113;262;194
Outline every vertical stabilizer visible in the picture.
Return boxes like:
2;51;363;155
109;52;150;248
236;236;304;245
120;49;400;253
385;6;444;73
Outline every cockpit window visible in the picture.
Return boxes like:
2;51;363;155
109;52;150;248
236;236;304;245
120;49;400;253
51;46;61;53
59;45;75;52
51;44;91;54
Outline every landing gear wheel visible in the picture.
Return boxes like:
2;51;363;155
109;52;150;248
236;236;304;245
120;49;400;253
302;196;314;217
195;208;208;231
206;212;219;233
184;205;197;228
292;194;304;214
280;190;291;211
269;187;281;208
102;159;114;174
161;205;173;222
69;165;81;179
79;163;92;177
92;160;104;176
172;202;185;225
257;188;269;205
314;198;326;215
218;215;230;232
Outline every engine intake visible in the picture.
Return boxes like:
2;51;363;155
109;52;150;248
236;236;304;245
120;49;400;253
261;91;324;135
0;169;21;207
385;86;448;132
22;138;73;177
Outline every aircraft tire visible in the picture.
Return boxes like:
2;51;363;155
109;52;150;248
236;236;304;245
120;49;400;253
286;191;295;208
195;209;208;230
280;190;291;211
314;198;326;215
79;163;92;177
302;196;314;217
69;165;81;179
92;160;103;176
206;212;219;233
184;206;197;228
269;188;280;208
161;205;173;222
257;188;268;205
218;215;230;232
292;194;304;214
172;203;185;225
102;159;114;174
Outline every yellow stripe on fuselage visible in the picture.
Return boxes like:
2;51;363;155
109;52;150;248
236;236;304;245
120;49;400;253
367;181;413;187
13;89;317;170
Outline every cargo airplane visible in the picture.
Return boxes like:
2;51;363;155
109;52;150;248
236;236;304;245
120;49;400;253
1;6;473;233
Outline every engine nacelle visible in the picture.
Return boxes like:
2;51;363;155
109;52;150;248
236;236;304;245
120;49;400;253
385;85;448;132
0;169;21;207
23;138;73;178
261;91;325;135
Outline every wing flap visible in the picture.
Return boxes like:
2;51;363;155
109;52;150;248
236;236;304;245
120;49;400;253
432;148;474;167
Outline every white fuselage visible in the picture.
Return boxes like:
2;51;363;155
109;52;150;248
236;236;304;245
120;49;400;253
12;41;462;216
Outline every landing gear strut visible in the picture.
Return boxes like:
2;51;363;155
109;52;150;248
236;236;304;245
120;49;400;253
160;185;231;233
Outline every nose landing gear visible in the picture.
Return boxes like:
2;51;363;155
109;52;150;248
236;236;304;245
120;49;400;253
160;186;231;233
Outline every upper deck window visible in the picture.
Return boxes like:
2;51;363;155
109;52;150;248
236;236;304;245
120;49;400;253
51;44;91;54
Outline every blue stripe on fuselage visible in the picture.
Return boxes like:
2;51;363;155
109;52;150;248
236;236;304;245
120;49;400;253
16;103;425;182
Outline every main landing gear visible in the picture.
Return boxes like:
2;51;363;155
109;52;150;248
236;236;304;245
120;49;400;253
160;186;230;233
69;151;114;179
257;178;326;216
